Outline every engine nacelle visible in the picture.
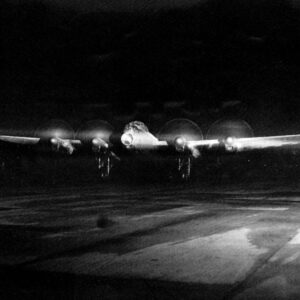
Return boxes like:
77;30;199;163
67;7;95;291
92;137;109;152
158;118;203;155
36;119;75;154
174;136;187;152
223;136;240;152
207;119;254;153
50;137;75;154
76;120;113;150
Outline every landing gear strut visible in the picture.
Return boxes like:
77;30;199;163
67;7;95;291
95;150;112;179
177;155;192;181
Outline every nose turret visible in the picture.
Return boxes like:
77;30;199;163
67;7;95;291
121;132;134;148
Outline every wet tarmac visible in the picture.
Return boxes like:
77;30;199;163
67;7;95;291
1;182;300;299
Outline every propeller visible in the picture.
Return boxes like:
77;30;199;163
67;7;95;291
76;120;114;150
36;119;74;139
206;119;254;151
158;118;203;157
35;119;75;154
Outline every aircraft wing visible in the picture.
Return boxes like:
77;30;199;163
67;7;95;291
187;139;220;148
186;134;300;153
3;132;300;153
0;135;40;145
0;135;83;145
0;135;83;155
230;134;300;151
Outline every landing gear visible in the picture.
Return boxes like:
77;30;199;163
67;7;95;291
176;155;192;181
95;150;112;179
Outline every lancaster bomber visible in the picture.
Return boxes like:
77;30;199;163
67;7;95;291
0;118;300;180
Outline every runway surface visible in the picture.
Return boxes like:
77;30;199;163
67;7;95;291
1;182;300;299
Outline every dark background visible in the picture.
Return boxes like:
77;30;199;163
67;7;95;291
1;0;300;186
2;0;300;138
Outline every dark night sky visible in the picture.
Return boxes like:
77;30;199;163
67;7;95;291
6;0;209;13
2;0;300;123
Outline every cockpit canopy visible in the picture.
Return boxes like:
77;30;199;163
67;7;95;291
123;121;149;133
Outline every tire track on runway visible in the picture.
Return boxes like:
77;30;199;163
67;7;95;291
222;229;297;300
17;209;266;271
15;209;207;268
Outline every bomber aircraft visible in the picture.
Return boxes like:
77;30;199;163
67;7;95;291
0;118;300;180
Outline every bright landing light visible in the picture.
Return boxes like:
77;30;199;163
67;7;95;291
174;136;186;152
226;136;235;145
50;137;58;145
225;136;242;151
121;133;134;147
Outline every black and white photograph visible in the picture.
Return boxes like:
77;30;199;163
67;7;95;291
2;0;300;299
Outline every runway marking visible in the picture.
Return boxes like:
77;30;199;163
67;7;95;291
129;206;202;219
234;207;289;211
282;252;300;264
225;196;300;202
288;229;300;245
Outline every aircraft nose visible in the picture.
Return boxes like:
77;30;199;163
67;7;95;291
121;133;134;147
